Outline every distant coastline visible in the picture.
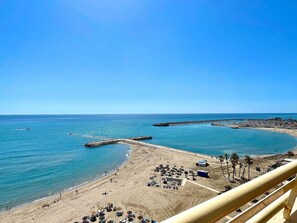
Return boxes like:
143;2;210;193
152;118;250;126
153;116;297;143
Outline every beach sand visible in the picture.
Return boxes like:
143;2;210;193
227;124;297;139
1;128;297;223
0;143;225;223
255;127;297;138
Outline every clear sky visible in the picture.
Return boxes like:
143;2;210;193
0;0;296;114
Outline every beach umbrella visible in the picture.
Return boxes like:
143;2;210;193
90;215;97;222
116;211;123;216
82;216;89;220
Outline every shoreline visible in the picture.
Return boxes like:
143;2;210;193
0;147;132;213
253;127;297;138
0;142;223;223
1;130;297;222
2;133;296;214
0;145;222;222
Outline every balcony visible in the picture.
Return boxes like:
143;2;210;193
161;160;297;223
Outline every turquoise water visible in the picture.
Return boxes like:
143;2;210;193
0;114;297;209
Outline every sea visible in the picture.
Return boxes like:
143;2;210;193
0;114;297;210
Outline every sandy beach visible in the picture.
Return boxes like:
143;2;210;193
0;142;226;223
1;126;297;223
255;127;297;138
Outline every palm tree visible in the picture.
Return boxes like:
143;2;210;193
245;155;253;180
241;164;246;179
218;155;225;177
224;153;230;179
230;153;239;181
238;162;243;178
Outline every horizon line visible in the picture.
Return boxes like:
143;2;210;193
0;112;297;116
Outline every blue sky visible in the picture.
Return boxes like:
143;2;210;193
0;0;296;114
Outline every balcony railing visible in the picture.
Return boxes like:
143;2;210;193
161;160;297;223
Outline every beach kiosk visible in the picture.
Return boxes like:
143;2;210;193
197;170;209;178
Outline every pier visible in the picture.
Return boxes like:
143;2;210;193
84;136;153;148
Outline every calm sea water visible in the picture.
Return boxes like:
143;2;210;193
0;114;297;209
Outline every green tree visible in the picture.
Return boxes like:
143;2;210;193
224;153;230;179
245;155;253;180
218;155;225;177
230;153;239;181
238;162;243;178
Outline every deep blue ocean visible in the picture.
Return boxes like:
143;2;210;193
0;114;297;210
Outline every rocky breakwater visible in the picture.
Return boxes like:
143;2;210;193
84;136;153;148
153;119;247;127
84;139;121;148
130;136;153;140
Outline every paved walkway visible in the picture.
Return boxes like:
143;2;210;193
186;180;219;193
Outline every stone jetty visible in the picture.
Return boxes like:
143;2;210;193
84;136;153;148
153;119;249;127
84;139;121;148
130;136;152;140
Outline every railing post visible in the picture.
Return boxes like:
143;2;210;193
283;176;297;220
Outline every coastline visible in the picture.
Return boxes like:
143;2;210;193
0;143;222;223
252;127;297;138
1;131;296;222
0;147;132;214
